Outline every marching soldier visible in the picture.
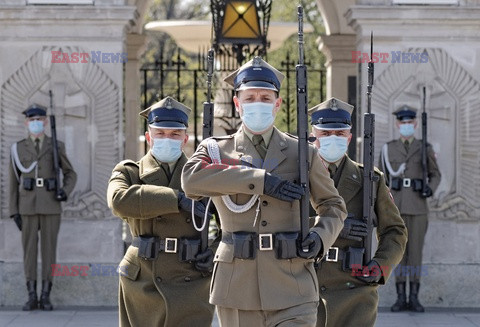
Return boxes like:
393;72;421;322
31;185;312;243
181;57;347;326
379;106;441;312
9;104;77;311
107;97;215;327
309;98;407;326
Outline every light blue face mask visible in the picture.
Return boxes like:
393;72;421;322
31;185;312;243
318;135;348;163
399;123;415;137
241;102;275;133
28;120;44;135
151;137;183;163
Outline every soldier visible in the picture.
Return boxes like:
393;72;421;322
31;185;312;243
379;106;441;312
309;98;407;326
181;57;347;327
107;97;215;327
9;104;77;311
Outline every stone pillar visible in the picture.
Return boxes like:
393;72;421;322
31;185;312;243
124;33;148;160
317;34;357;101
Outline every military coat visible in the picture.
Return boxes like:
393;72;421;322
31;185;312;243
316;156;407;327
379;139;441;215
181;127;347;311
107;152;214;327
9;136;77;216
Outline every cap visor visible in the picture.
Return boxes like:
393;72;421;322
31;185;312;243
149;121;187;129
313;123;351;130
237;81;278;92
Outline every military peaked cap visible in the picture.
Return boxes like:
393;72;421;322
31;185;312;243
140;96;191;129
393;105;417;121
224;56;285;92
308;97;353;130
23;104;47;118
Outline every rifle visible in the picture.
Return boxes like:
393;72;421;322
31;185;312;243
200;49;215;251
421;86;429;197
49;90;67;201
296;5;310;244
362;33;376;263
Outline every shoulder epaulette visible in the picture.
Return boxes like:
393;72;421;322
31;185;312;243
210;134;235;140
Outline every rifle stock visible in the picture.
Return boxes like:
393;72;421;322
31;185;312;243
296;6;310;243
421;86;429;197
200;49;215;252
362;33;376;263
49;90;64;201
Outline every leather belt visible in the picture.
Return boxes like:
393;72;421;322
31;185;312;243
131;236;178;254
323;247;346;262
222;231;274;251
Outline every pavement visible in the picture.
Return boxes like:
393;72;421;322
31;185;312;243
0;307;479;327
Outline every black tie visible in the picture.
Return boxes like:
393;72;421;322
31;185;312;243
252;134;267;159
328;163;337;178
35;138;40;155
161;163;172;181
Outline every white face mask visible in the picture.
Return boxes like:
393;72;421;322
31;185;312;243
151;138;183;163
318;135;348;163
28;120;44;135
399;123;415;137
241;102;275;133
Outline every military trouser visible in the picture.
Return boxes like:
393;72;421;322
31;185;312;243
22;214;61;282
216;302;318;327
396;214;428;283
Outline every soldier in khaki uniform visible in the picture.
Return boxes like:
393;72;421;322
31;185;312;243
9;104;77;311
379;106;441;312
309;98;407;326
107;97;215;327
181;57;347;327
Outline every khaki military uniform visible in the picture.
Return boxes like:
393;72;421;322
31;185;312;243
316;156;407;327
379;139;441;282
107;152;214;327
181;127;347;325
9;136;77;282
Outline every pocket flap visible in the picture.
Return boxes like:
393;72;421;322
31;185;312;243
214;241;234;263
118;257;140;281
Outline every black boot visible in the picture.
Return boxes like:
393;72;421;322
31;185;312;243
409;281;425;312
39;280;53;311
22;280;38;311
390;282;408;312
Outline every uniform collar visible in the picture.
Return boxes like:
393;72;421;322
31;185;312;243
243;126;274;147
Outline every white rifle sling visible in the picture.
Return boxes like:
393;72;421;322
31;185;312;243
206;138;259;214
381;143;406;178
11;142;37;182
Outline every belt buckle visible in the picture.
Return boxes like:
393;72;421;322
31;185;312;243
403;178;411;188
164;238;177;253
36;178;44;188
325;247;338;262
259;234;273;251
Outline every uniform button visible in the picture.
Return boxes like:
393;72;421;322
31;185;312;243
248;184;255;190
186;218;191;223
262;200;268;206
320;286;326;292
156;277;162;283
156;217;162;222
261;220;267;226
184;276;191;282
